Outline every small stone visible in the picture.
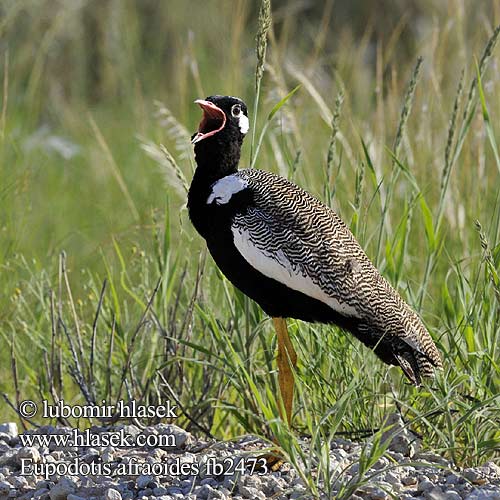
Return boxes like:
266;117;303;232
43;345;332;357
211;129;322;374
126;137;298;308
446;473;461;485
104;488;122;500
16;446;42;466
261;475;286;496
402;476;418;486
416;452;451;467
239;484;266;500
384;472;402;486
66;495;86;500
23;474;38;487
167;487;184;495
0;450;16;468
210;491;229;500
222;476;236;490
372;456;389;470
381;413;421;457
150;448;168;461
349;462;360;474
199;478;217;487
389;451;405;462
136;475;153;489
180;478;196;490
465;489;500;500
290;490;308;500
34;489;51;499
358;485;389;499
122;425;141;437
443;491;461;500
0;481;12;495
241;475;263;491
0;423;18;438
49;477;77;500
179;452;197;467
155;424;193;449
50;450;64;461
333;448;348;460
153;487;169;496
8;475;28;489
484;461;500;478
197;484;216;499
418;479;435;492
101;448;114;463
463;468;488;485
82;450;100;464
424;487;447;500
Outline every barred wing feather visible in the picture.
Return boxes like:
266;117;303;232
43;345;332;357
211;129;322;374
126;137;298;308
231;169;442;384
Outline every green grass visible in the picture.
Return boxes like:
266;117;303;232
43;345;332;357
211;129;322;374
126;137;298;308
1;1;500;497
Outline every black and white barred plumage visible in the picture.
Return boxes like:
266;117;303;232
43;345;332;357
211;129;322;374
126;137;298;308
188;95;442;385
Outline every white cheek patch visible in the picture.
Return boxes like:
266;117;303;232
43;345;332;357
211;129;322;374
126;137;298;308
238;114;249;134
207;175;248;205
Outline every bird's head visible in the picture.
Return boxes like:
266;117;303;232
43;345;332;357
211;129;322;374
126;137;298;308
191;95;249;148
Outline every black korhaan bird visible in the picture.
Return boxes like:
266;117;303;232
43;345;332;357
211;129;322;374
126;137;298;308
188;95;442;425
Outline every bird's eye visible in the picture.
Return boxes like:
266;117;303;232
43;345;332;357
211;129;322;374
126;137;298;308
231;104;241;117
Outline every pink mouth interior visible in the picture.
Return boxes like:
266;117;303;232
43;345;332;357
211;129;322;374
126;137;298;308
192;100;226;143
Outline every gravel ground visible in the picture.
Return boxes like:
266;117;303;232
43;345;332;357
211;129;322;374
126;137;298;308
0;418;499;500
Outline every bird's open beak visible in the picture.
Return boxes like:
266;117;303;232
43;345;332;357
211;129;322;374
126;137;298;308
191;99;227;144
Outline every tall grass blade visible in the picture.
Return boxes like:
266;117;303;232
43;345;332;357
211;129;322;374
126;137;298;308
476;59;500;175
250;84;301;169
251;0;272;165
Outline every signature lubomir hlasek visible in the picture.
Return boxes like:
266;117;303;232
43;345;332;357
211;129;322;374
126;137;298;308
40;399;177;419
187;95;442;425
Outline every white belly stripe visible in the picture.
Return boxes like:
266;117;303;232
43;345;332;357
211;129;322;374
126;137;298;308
232;227;360;318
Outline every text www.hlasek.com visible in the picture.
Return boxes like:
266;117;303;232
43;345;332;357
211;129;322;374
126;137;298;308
19;428;175;449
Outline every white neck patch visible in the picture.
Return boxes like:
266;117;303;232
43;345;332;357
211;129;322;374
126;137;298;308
207;174;248;205
238;114;249;134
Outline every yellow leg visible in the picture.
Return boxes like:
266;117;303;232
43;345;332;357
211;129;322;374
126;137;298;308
257;318;297;471
272;317;297;426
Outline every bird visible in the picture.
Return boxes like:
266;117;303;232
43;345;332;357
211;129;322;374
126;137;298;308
187;94;442;426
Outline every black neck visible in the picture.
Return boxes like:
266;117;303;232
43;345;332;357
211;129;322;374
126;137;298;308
192;135;243;185
188;135;243;237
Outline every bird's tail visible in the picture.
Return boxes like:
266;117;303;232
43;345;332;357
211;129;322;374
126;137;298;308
393;345;441;386
356;314;442;386
401;310;443;385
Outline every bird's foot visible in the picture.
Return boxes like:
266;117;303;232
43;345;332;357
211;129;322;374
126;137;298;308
265;452;285;472
254;449;284;472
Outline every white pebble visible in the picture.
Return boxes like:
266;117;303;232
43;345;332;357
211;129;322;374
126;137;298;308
103;487;122;500
0;424;18;438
